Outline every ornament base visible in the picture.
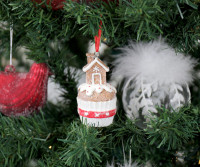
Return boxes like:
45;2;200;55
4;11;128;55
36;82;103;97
77;97;117;127
80;116;114;127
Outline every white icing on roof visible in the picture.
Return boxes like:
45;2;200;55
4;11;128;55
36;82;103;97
83;58;109;72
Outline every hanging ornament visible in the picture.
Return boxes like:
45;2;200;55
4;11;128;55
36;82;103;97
0;24;51;116
0;63;51;116
78;0;118;4
32;0;118;10
32;0;65;10
112;39;196;128
77;21;117;127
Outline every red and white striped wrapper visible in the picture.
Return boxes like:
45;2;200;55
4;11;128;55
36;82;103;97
77;97;117;127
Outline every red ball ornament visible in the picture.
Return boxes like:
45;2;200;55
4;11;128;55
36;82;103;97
91;0;117;3
32;0;118;10
75;0;118;5
51;0;65;9
32;0;65;10
0;63;51;116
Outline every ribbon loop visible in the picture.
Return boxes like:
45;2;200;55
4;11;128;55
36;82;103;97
94;20;102;54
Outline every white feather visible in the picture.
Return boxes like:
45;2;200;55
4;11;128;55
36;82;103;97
112;39;196;85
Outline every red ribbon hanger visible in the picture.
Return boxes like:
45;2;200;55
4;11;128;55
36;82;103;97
94;20;102;53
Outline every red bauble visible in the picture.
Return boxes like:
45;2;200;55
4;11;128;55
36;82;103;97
75;0;119;5
0;63;51;116
32;0;118;10
32;0;65;10
76;0;117;3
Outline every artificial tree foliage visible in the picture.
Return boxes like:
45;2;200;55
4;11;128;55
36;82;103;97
0;0;199;166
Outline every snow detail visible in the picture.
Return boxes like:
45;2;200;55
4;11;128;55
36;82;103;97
78;83;117;96
123;76;190;121
93;66;100;72
169;83;189;109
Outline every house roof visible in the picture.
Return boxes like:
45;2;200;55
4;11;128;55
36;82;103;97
83;58;109;72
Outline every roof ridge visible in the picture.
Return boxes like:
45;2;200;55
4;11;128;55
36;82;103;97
83;57;109;72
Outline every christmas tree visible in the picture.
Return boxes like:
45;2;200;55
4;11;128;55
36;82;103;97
0;0;200;166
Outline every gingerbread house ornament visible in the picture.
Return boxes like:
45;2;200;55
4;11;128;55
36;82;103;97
77;53;117;127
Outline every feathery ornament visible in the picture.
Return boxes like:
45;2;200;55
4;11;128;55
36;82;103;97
112;39;196;126
112;39;196;85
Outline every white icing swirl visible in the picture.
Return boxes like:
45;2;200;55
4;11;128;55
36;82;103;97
78;83;117;96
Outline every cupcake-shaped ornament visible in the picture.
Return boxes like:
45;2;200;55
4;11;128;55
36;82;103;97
77;53;117;127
